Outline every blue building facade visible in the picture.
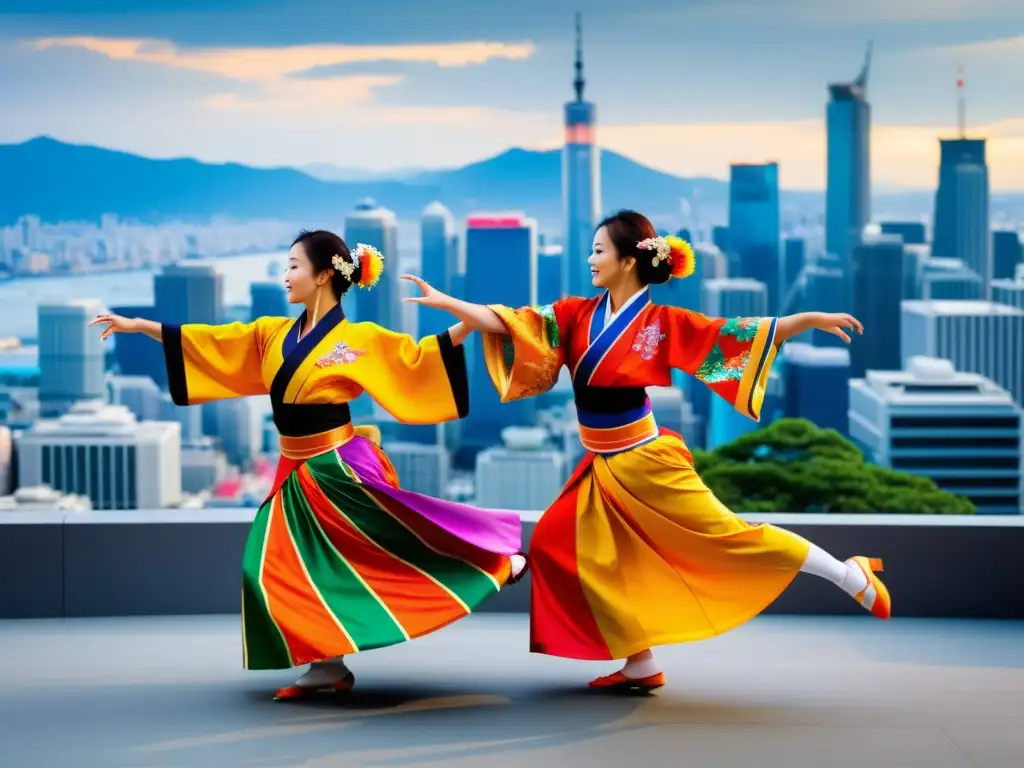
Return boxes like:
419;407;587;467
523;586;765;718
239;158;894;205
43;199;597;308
728;163;780;313
461;214;538;454
851;236;904;377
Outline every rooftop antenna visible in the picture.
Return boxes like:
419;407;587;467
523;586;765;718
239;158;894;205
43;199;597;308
573;12;585;102
853;40;873;93
956;63;966;138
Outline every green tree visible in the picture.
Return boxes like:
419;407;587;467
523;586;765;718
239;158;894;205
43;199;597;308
692;418;974;514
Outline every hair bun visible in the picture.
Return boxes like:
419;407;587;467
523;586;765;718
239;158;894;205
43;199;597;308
663;236;695;279
351;243;384;289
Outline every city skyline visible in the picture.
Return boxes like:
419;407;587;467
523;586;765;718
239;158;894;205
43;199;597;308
2;0;1023;190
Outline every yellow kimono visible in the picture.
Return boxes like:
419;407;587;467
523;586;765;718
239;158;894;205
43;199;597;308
162;303;522;670
482;290;809;661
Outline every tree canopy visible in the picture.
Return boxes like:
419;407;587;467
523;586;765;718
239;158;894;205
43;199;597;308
691;418;974;514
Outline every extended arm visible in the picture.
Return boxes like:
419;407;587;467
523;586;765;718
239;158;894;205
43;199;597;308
400;274;508;334
776;311;862;344
437;296;508;334
92;314;163;343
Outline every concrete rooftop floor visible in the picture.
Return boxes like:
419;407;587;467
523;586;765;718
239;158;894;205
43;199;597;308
1;615;1022;767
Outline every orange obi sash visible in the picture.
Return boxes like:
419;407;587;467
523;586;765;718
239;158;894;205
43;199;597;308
278;423;382;460
576;399;659;455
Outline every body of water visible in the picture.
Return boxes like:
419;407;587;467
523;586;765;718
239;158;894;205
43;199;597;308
0;252;289;340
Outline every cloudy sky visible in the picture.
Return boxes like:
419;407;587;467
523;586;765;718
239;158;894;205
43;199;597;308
1;0;1022;189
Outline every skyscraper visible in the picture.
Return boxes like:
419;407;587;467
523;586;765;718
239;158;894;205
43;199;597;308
728;163;781;313
344;197;399;328
37;299;106;418
154;263;224;326
461;213;538;453
562;13;601;299
851;235;904;377
932;138;990;292
419;201;457;338
826;42;872;280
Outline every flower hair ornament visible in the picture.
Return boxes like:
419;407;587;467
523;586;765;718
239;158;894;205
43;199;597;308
636;235;696;279
331;243;384;289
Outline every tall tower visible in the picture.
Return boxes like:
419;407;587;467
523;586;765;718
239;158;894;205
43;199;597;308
825;41;872;302
562;13;601;299
932;64;991;295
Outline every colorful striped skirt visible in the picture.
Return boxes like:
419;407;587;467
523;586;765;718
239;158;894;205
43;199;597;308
241;430;522;670
528;428;811;661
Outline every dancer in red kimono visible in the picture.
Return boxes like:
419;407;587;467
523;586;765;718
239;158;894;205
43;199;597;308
404;209;890;693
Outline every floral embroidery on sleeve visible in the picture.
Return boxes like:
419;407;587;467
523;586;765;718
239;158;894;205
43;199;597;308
695;343;750;383
720;317;760;343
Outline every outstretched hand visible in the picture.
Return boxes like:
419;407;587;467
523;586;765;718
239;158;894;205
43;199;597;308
813;312;863;344
89;313;138;341
400;274;451;310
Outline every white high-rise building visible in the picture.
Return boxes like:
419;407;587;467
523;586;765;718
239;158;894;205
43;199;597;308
849;357;1023;514
475;427;568;511
15;401;182;509
900;300;1024;405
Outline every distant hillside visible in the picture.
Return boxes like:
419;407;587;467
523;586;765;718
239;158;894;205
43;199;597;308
2;136;1022;229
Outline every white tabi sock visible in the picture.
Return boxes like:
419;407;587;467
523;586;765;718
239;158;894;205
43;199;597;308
800;544;868;597
294;656;349;689
510;554;527;579
621;651;662;679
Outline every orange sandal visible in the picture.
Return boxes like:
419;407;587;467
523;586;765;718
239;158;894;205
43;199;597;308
588;670;666;694
273;671;355;702
849;556;891;620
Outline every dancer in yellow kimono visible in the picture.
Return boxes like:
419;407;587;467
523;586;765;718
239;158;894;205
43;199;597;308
92;229;527;700
403;209;890;693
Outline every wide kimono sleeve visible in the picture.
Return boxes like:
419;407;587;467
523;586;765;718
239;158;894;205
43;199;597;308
162;320;270;406
358;327;469;424
481;297;581;403
666;308;781;421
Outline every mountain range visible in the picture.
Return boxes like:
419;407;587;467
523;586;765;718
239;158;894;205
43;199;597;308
2;136;1022;231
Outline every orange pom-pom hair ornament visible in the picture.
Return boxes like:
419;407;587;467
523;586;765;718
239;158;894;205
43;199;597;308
636;235;696;279
332;243;384;289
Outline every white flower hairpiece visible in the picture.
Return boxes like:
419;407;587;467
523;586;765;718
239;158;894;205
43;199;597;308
331;253;355;279
637;236;672;267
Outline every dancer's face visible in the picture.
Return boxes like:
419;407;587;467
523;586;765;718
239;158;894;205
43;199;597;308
283;243;328;304
588;226;634;290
